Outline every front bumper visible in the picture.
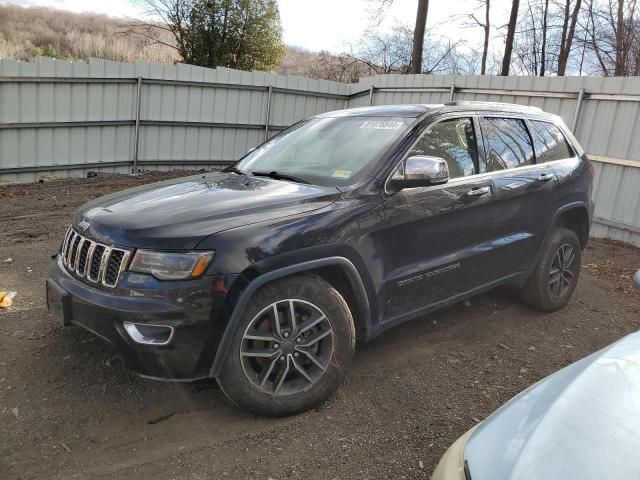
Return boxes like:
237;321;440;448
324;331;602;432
47;254;241;380
431;426;477;480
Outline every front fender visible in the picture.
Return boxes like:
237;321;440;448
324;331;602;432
209;256;372;378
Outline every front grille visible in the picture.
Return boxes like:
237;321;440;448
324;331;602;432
60;226;131;288
104;249;125;287
77;240;91;274
88;245;105;281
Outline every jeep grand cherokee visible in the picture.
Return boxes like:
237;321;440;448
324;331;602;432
47;101;594;416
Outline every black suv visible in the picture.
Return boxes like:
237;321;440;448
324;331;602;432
47;101;594;416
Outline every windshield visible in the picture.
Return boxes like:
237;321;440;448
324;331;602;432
235;116;415;186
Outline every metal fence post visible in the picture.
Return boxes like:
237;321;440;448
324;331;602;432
132;76;142;174
368;84;375;106
571;87;585;133
449;83;456;102
264;85;273;141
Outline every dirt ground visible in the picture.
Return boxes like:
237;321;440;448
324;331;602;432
1;173;639;480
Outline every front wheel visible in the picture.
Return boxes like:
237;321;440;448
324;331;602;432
519;227;582;312
217;274;356;417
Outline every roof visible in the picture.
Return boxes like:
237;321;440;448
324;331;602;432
317;105;433;118
318;101;547;119
443;100;543;113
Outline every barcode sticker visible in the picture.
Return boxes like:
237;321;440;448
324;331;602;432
360;121;404;130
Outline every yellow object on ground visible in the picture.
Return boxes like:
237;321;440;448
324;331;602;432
0;291;17;308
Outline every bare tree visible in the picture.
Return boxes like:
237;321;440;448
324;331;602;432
345;23;465;75
279;47;376;82
576;4;592;73
611;0;640;75
540;0;550;75
365;0;395;26
366;0;432;74
512;0;543;75
582;0;611;74
481;1;491;73
348;25;413;74
615;0;638;75
616;0;625;74
501;0;521;75
123;0;188;55
304;52;376;82
557;0;583;74
510;0;582;76
579;0;639;76
460;1;491;74
411;0;430;73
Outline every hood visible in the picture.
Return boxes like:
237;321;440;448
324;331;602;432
464;331;640;480
74;172;340;249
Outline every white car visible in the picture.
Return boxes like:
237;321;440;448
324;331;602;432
433;269;640;480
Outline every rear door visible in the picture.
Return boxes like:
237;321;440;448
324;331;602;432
478;116;558;280
528;118;586;205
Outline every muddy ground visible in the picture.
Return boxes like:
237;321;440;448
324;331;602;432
1;172;639;480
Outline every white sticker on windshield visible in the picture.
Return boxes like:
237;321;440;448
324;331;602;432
360;120;404;130
332;169;352;178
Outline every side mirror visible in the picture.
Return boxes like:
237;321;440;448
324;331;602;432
634;269;640;287
388;155;450;191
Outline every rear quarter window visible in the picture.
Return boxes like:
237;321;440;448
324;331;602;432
529;120;575;162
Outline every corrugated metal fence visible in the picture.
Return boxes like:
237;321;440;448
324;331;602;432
0;58;638;246
0;57;349;182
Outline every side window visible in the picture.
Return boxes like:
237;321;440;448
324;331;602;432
481;117;535;171
409;117;478;179
529;120;574;162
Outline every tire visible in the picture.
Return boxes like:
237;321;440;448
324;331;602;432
217;274;356;417
519;227;582;312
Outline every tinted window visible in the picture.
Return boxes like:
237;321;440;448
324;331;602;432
529;120;574;162
409;117;478;178
481;118;535;171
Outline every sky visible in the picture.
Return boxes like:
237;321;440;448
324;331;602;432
3;0;513;54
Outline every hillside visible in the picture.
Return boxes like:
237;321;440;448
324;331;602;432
0;4;179;63
0;4;372;81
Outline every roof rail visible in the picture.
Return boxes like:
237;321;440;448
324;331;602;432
444;100;543;113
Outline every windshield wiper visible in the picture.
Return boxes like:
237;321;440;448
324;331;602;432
251;170;310;184
224;166;248;176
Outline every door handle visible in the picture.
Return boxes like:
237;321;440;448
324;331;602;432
537;173;554;182
466;186;491;197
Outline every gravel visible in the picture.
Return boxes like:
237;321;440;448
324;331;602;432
1;173;639;480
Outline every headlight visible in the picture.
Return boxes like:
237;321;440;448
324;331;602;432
129;250;215;280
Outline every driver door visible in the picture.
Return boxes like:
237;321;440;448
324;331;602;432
378;115;499;324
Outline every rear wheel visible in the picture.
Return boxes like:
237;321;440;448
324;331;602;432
519;227;582;312
217;274;356;416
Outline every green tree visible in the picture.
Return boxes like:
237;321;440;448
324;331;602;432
29;44;62;59
136;0;285;71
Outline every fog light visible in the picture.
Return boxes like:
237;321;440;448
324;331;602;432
123;322;174;346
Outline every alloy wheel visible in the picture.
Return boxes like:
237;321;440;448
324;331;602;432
549;243;576;297
240;299;334;396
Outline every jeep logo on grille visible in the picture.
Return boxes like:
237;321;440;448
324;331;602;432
78;219;90;231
